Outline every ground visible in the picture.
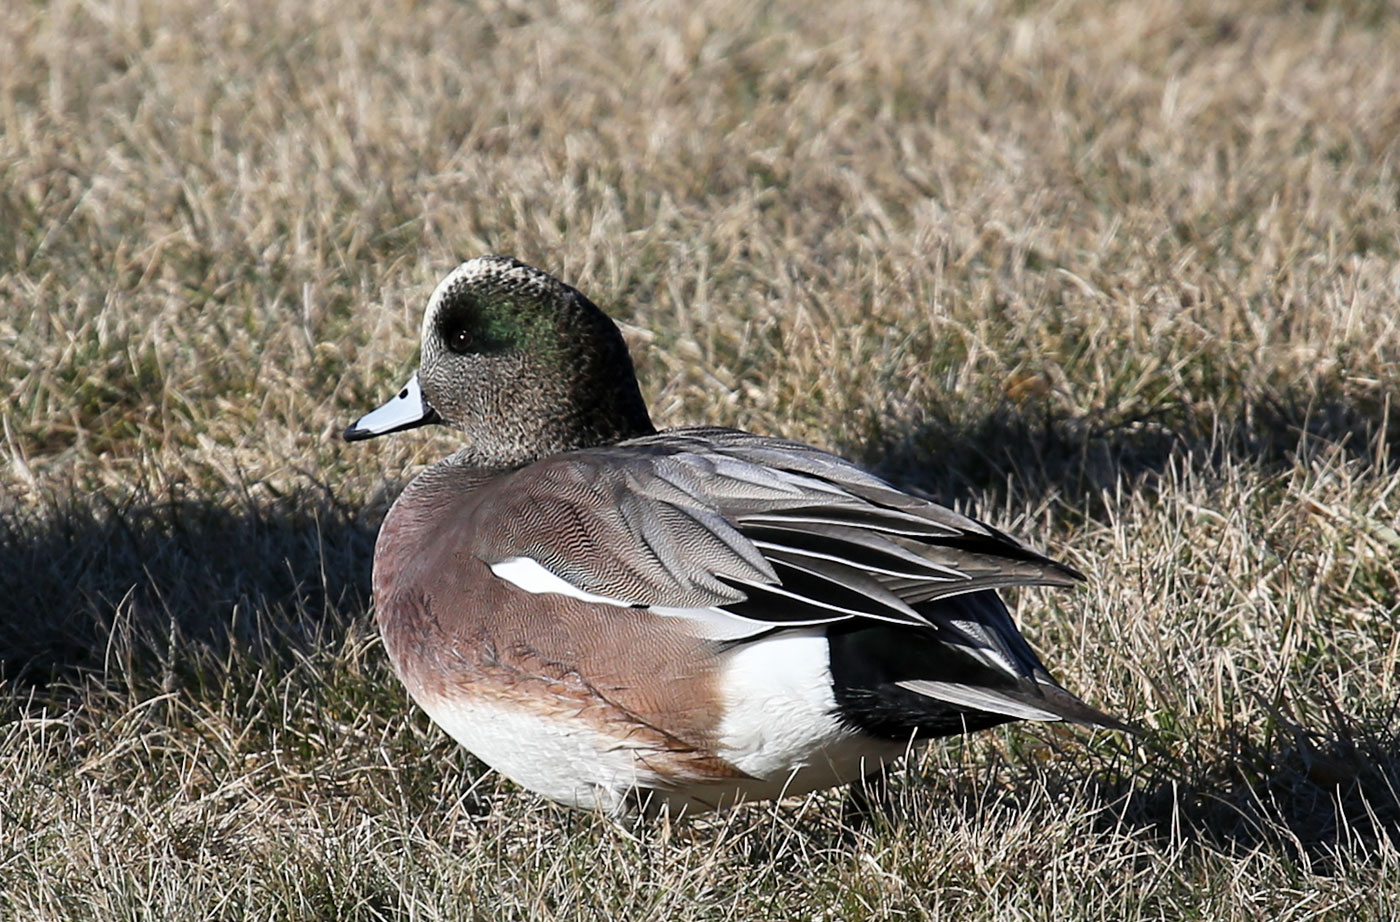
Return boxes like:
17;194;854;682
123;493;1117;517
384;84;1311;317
2;0;1398;919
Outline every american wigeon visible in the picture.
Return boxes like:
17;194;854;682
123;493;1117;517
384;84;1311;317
345;255;1129;816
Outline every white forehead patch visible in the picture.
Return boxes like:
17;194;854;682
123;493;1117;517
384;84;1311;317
420;255;563;341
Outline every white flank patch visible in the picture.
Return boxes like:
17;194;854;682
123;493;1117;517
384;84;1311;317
896;679;1063;721
415;692;662;815
488;556;629;606
714;629;905;792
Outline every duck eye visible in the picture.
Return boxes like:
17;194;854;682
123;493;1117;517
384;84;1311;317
447;327;473;354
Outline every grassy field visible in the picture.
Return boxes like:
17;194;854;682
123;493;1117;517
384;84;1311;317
3;0;1399;918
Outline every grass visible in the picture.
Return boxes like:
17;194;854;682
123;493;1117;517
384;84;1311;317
2;0;1399;918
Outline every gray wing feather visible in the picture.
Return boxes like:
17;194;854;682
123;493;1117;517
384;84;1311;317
476;427;1082;649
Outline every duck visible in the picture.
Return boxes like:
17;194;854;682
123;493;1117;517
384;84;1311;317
344;254;1129;816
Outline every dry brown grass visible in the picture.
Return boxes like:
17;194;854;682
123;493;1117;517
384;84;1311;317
3;0;1399;918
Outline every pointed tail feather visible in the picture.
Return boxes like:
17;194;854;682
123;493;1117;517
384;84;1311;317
898;675;1140;735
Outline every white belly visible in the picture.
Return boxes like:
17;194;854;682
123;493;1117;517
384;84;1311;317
415;692;669;814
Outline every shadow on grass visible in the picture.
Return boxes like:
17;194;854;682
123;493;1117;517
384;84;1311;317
0;483;381;692
866;383;1397;518
0;385;1395;868
732;712;1400;879
965;703;1399;872
1097;708;1400;870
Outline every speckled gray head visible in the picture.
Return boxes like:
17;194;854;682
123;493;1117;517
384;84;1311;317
344;255;655;469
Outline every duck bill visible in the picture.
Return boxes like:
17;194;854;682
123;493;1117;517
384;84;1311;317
342;373;442;441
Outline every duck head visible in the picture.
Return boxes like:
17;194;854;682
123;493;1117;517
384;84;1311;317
344;255;655;468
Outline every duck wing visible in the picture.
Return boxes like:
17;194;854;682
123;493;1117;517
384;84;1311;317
472;427;1084;683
